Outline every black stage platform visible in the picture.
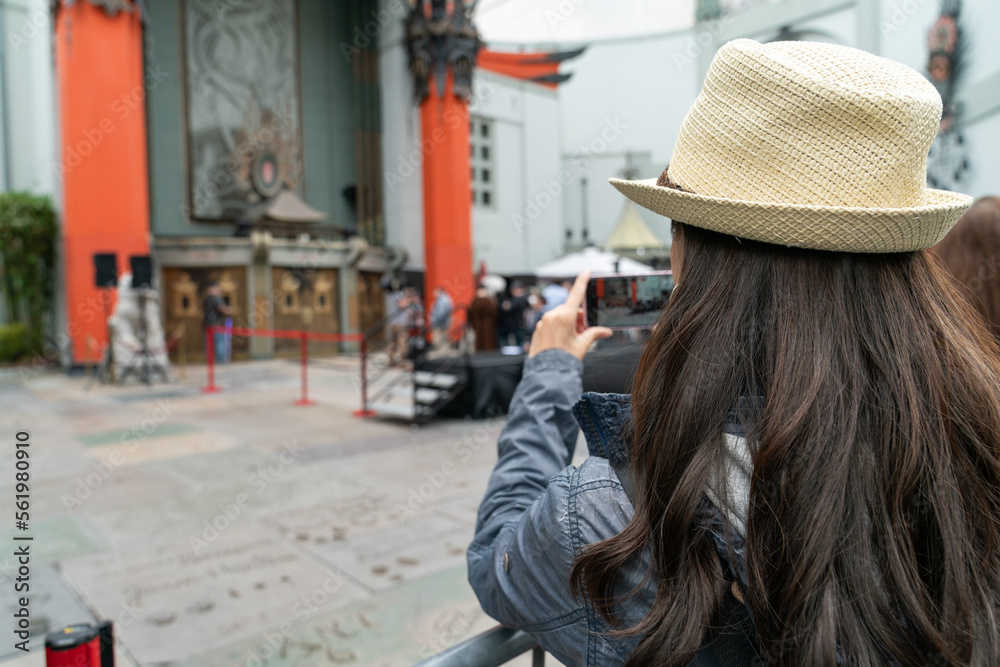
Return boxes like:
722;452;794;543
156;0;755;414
420;342;643;419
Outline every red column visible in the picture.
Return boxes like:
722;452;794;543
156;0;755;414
55;0;150;364
420;72;473;328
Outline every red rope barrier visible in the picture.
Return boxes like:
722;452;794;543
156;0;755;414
203;325;363;342
201;326;366;410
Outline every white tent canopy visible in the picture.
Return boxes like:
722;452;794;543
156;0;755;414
474;0;696;46
535;246;653;278
604;199;667;252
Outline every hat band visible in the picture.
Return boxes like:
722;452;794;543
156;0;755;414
656;165;695;194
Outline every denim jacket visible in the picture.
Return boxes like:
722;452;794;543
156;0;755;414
468;349;750;666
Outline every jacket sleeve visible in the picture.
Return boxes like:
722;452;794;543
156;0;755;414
467;349;592;665
473;348;582;536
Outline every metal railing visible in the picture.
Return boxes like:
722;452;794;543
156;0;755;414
414;626;544;667
362;303;473;422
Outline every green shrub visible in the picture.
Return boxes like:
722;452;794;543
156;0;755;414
0;323;28;362
0;192;57;352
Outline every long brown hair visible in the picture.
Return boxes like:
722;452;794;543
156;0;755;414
931;197;1000;344
572;222;1000;666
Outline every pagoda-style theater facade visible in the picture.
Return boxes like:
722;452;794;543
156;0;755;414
57;0;401;362
56;0;577;364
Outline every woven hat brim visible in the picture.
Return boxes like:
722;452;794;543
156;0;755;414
609;178;973;253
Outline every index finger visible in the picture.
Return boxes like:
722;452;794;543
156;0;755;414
564;271;591;312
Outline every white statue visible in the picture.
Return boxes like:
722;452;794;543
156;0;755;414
109;273;170;380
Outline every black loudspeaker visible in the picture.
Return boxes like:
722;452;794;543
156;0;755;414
130;255;153;289
94;253;117;288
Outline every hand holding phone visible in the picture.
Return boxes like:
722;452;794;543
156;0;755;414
584;271;674;329
528;272;613;360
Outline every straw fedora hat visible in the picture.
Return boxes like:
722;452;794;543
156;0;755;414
610;39;972;253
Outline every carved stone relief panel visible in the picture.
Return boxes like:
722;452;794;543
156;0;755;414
183;0;304;220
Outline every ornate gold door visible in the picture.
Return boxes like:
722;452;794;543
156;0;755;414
161;267;248;361
270;267;340;356
358;271;386;344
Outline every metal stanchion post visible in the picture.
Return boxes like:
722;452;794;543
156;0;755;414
202;326;221;393
177;324;187;380
353;335;376;417
294;330;314;406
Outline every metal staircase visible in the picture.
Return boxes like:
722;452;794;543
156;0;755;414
367;367;467;422
361;304;470;423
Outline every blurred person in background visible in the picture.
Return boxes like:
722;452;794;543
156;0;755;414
498;282;529;348
541;279;572;313
430;286;454;350
404;286;426;365
203;281;232;363
523;289;547;351
931;196;1000;344
469;286;498;352
386;282;409;367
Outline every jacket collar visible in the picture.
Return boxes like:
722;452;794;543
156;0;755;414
572;392;755;468
572;391;752;589
572;392;633;469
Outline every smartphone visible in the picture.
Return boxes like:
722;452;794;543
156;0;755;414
585;271;674;329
